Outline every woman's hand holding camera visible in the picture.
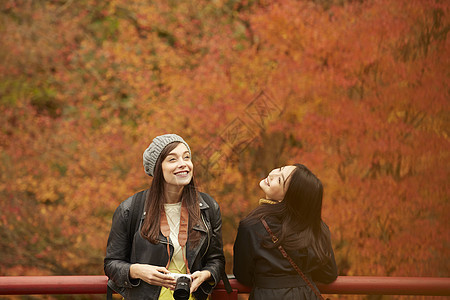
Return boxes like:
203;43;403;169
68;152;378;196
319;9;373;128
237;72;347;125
129;264;176;290
190;270;211;293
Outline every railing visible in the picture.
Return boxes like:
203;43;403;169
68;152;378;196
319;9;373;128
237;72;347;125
0;275;449;298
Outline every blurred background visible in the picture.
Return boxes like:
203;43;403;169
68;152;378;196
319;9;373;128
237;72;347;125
0;0;448;298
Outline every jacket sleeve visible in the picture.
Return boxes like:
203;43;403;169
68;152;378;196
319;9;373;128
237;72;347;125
311;231;338;284
233;222;255;287
104;198;140;289
199;194;226;294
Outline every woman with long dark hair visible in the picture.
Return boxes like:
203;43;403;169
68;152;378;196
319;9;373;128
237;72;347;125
105;134;225;300
233;164;338;299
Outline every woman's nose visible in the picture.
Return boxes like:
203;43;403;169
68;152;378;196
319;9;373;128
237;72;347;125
177;158;187;167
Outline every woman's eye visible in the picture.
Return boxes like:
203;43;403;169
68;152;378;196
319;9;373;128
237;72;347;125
184;156;190;160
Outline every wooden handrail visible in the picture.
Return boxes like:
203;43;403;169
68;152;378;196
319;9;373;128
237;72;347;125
0;275;449;298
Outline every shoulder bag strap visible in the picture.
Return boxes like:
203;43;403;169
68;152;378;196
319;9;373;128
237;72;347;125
106;285;113;300
221;270;233;294
260;218;326;300
128;190;147;249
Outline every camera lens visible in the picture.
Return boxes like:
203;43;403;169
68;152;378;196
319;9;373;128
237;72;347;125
173;276;191;300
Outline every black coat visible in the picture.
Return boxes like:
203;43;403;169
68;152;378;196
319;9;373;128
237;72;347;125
104;191;225;300
233;217;338;300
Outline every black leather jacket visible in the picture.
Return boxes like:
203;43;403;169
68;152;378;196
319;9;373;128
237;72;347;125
233;217;338;300
104;191;225;300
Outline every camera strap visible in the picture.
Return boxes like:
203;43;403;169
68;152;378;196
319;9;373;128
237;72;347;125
160;200;190;274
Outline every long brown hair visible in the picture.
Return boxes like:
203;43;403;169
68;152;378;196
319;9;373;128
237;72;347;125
242;164;331;265
140;142;202;245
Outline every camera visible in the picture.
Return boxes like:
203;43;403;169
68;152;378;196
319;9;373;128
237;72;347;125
169;273;192;300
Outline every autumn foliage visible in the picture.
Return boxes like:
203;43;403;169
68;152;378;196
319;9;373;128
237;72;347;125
0;0;448;293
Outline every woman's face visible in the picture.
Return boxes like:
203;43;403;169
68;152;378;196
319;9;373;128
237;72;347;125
259;165;296;201
161;143;193;188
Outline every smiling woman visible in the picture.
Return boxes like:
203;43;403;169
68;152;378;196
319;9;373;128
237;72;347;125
233;164;338;300
104;134;225;300
259;166;296;202
161;143;194;192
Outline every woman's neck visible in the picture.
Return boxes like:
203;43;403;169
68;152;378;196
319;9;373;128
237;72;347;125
164;185;183;204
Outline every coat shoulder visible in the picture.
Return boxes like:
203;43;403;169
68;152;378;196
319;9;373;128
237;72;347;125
199;192;220;209
114;190;146;220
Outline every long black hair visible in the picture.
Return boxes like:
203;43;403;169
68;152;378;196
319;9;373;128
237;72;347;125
242;164;331;265
140;142;201;245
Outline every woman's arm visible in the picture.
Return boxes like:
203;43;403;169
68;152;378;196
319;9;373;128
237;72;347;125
104;199;139;288
233;222;255;287
104;199;177;289
311;232;338;283
194;194;226;294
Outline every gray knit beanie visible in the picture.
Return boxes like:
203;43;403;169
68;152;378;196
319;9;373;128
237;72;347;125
143;134;191;177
